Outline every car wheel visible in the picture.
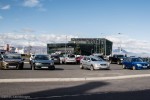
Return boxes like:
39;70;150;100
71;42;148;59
109;60;112;64
122;65;126;69
117;61;120;65
60;60;63;64
80;64;84;69
90;65;94;71
50;66;55;70
132;66;136;70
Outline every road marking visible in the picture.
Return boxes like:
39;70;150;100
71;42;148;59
1;74;150;83
24;62;29;63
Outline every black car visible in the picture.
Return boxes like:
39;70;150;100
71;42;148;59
50;55;61;64
30;54;55;70
0;53;24;69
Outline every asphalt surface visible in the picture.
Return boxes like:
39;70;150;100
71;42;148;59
1;61;150;100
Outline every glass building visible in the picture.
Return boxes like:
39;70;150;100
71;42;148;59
47;38;113;56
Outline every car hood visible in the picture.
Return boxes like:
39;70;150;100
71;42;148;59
4;59;22;62
34;60;53;63
92;61;108;64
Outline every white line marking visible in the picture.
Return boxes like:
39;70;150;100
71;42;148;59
1;74;150;83
24;62;29;63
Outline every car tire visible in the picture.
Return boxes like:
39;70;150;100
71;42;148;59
122;65;126;69
132;66;136;70
80;64;84;69
117;61;120;65
90;65;94;71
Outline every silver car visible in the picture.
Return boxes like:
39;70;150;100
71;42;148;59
80;56;110;70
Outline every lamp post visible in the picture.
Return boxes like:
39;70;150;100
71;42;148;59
65;35;67;55
118;33;122;53
101;33;106;57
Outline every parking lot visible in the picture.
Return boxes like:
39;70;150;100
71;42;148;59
0;61;150;79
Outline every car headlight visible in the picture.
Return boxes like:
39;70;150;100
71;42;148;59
35;63;42;65
137;64;142;66
120;59;123;60
50;62;54;65
3;61;8;65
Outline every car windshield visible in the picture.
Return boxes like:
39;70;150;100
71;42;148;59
35;55;50;60
91;57;103;61
132;58;143;62
3;54;21;59
117;55;124;58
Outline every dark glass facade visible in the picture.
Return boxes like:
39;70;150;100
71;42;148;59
47;38;113;56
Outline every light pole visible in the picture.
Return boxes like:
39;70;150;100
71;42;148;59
101;33;106;57
118;33;122;53
65;35;67;55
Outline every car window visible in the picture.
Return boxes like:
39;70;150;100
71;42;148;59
3;54;21;59
68;55;75;58
132;58;143;62
91;57;103;61
35;55;49;60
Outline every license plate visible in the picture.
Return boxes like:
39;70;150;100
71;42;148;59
143;66;147;68
42;67;48;69
9;66;16;68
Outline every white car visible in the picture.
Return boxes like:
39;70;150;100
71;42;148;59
80;56;110;70
63;54;77;64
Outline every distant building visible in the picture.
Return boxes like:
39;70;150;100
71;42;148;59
47;38;113;56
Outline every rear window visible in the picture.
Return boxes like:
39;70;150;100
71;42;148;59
68;55;75;58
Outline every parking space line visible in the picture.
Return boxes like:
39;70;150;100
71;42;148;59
1;74;150;83
24;62;29;63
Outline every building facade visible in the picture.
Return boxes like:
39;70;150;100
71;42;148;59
47;38;113;56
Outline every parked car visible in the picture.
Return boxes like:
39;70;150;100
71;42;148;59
122;57;150;70
30;54;55;70
109;54;125;64
63;54;77;64
50;54;61;64
0;53;24;69
80;56;110;70
76;56;83;64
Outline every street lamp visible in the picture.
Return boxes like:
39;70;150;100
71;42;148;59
101;33;106;57
118;33;122;53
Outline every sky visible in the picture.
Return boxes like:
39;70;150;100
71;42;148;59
1;0;150;54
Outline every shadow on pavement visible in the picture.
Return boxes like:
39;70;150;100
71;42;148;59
1;81;150;100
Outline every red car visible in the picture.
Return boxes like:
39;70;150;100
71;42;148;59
76;56;83;64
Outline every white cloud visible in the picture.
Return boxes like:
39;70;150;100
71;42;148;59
0;33;150;55
0;5;10;10
107;35;150;54
23;0;40;7
0;33;76;47
23;0;46;11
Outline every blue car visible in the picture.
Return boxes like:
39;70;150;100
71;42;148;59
122;57;150;70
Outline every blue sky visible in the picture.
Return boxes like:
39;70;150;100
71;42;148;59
0;0;150;54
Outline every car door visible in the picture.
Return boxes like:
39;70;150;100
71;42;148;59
125;58;132;68
86;57;92;69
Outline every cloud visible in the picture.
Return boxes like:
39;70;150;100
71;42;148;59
0;5;10;10
23;0;40;7
23;0;46;11
107;35;150;54
0;33;77;47
0;33;150;55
